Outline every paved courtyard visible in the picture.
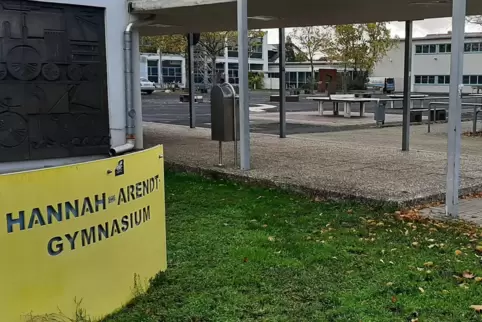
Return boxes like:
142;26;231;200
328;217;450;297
144;120;482;207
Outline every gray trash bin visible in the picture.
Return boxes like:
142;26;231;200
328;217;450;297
374;100;386;126
210;84;239;142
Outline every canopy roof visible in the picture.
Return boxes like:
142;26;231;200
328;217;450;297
129;0;482;35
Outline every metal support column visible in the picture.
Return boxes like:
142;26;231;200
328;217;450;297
237;0;250;170
402;21;413;151
446;0;466;218
188;33;196;128
224;36;229;82
279;28;286;138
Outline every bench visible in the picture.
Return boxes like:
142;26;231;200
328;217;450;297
270;95;300;102
180;94;204;103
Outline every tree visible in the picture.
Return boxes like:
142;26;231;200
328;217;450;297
289;26;330;91
285;36;307;62
140;35;187;86
197;30;265;86
140;35;187;54
325;23;396;91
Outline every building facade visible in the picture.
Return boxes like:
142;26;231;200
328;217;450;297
373;32;482;94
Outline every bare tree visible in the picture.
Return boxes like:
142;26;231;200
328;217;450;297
197;30;265;86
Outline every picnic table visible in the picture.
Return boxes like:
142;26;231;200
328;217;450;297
306;94;377;118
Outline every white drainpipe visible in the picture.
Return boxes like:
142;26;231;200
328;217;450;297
110;16;155;156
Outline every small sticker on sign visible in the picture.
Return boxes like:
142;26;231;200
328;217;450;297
115;160;125;176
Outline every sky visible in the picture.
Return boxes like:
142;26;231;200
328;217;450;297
265;18;482;44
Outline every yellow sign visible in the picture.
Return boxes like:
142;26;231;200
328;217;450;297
0;146;166;321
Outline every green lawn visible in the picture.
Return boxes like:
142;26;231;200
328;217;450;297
104;172;482;322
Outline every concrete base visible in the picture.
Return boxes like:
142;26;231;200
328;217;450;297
180;94;204;103
143;121;482;206
270;95;299;102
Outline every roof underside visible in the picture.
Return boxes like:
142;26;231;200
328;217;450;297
129;0;482;35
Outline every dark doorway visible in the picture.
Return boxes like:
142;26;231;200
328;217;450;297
0;0;109;162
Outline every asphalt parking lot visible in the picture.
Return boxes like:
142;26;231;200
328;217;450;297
142;91;480;135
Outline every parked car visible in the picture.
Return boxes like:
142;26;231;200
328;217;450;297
141;77;155;95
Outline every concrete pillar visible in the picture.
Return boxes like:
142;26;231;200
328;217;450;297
237;0;250;170
279;28;286;138
402;21;413;151
446;0;466;217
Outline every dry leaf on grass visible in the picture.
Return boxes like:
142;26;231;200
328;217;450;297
476;245;482;253
419;287;425;293
243;257;248;263
391;296;397;303
424;262;434;267
268;236;275;242
455;250;463;256
475;277;482;283
463;271;475;279
471;305;482;313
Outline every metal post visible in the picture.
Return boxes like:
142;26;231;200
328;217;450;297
188;33;196;128
237;0;250;170
224;36;229;83
402;21;413;151
279;28;286;138
218;141;223;166
446;0;466;218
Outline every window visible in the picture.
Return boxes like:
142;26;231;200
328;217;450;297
472;43;480;52
465;43;472;52
428;76;435;84
471;75;478;84
446;44;451;53
438;76;445;84
415;45;422;54
439;44;446;53
463;75;470;84
415;75;421;84
478;76;482;85
422;45;429;54
429;45;437;53
421;76;428;84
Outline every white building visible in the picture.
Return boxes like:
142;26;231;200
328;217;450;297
373;32;482;94
140;34;269;87
264;61;353;90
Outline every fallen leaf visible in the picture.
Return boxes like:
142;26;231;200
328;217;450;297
442;290;449;294
268;236;275;242
476;246;482;253
412;242;419;247
424;262;434;267
463;271;475;279
243;257;248;263
347;209;353;214
391;296;397;303
470;305;482;313
475;277;482;283
455;250;463;256
386;282;394;287
419;287;425;293
262;224;268;228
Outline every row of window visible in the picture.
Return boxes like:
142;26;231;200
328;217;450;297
415;42;482;54
415;75;482;85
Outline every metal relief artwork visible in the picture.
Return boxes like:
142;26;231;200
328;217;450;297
0;1;109;162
